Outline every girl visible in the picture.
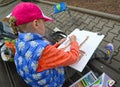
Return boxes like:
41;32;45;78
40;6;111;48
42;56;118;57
5;2;84;87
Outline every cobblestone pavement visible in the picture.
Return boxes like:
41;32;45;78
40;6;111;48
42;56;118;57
0;0;120;86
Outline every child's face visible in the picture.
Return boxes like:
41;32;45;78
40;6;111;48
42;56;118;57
38;19;46;36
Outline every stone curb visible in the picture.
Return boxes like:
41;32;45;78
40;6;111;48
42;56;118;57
37;0;120;22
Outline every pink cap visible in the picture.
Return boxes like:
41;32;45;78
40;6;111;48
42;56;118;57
11;2;53;26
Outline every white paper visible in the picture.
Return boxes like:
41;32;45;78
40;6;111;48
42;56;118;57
58;29;105;72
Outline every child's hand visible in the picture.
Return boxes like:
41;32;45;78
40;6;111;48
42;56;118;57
69;35;77;42
57;38;66;45
77;50;85;61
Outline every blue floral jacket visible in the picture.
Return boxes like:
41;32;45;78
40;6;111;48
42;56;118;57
14;33;65;87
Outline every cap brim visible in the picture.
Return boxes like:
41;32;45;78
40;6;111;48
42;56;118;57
43;16;54;22
42;13;54;22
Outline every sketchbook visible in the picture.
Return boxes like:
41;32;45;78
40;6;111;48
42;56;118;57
58;29;105;72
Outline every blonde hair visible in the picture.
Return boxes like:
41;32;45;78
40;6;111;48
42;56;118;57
3;16;38;36
9;16;18;36
3;16;27;36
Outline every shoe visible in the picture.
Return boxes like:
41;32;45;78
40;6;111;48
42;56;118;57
104;43;114;60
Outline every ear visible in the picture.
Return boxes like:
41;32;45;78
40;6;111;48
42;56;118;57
32;20;39;29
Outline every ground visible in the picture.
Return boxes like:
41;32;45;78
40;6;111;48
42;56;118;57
46;0;120;15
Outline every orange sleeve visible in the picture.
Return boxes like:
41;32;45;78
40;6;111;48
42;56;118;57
37;41;80;72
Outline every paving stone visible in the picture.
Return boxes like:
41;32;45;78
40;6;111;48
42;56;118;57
100;18;109;23
53;13;68;22
91;17;101;23
99;26;112;35
112;39;120;52
105;20;115;28
72;15;81;23
104;32;117;43
74;18;84;26
110;24;120;34
115;35;120;40
71;11;84;19
46;22;56;29
68;24;79;32
78;23;88;30
113;52;120;62
62;25;74;34
83;17;93;24
88;15;96;19
115;79;120;87
81;14;89;20
86;22;96;30
115;21;120;26
95;21;106;29
111;51;118;58
47;21;66;30
91;27;101;32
